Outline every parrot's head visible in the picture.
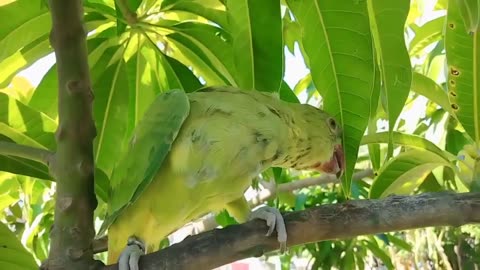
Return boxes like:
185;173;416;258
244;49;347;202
289;104;345;178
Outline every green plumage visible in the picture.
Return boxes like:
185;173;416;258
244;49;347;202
102;86;343;262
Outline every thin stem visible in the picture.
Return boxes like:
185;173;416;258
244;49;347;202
0;141;54;165
115;0;138;25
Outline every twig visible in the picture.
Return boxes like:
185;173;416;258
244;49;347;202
0;141;54;165
115;0;138;25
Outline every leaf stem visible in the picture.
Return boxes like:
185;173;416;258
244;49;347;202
0;141;54;165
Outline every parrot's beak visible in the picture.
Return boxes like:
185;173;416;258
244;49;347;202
311;144;345;178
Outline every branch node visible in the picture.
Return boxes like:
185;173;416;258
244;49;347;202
67;247;85;260
58;197;73;211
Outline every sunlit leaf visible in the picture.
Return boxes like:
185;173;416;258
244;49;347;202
226;0;283;92
287;0;378;196
0;221;38;269
445;0;480;144
370;149;453;199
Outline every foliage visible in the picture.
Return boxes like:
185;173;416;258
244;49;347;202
0;0;479;269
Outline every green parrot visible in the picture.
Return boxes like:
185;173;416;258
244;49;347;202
99;86;345;269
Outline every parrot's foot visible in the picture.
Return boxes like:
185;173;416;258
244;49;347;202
249;206;287;253
118;236;145;270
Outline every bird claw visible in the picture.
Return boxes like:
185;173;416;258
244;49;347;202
249;206;287;253
118;236;145;270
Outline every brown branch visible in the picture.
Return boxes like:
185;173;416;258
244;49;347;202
44;0;97;269
102;192;480;270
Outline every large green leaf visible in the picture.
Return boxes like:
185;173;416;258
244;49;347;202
411;72;455;115
455;0;480;33
361;131;456;161
0;36;51;88
287;0;378;196
93;57;130;177
226;0;283;92
0;221;38;270
368;0;412;158
445;0;480;144
161;0;228;28
169;22;235;85
369;149;453;198
0;0;50;64
0;93;56;150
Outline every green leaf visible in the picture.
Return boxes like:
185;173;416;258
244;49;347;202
93;58;130;177
287;0;379;196
226;0;283;92
0;221;38;270
0;173;20;212
368;0;412;158
27;65;58;119
411;72;455;115
166;32;231;85
387;234;412;252
409;15;446;56
168;22;235;84
362;131;456;162
0;36;51;88
100;90;190;234
0;0;50;63
445;0;480;144
0;93;56;150
369;149;453;199
363;239;394;269
455;0;480;33
161;0;228;28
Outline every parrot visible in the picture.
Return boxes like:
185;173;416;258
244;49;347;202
98;86;345;269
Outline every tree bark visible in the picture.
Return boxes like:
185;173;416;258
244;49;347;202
45;1;97;269
103;192;480;270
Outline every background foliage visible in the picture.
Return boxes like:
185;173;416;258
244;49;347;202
0;0;479;269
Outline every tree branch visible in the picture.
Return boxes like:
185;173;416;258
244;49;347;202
45;0;97;269
102;192;480;270
0;141;54;165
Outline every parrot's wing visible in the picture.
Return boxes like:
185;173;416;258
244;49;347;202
98;90;190;235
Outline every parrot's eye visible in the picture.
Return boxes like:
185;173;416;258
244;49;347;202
328;117;337;131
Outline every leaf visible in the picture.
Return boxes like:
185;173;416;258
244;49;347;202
368;0;412;158
369;149;453;199
226;0;283;92
100;90;190;234
409;15;446;56
93;58;130;177
363;239;394;269
411;72;455;115
168;22;235;84
0;36;51;88
0;93;56;150
0;0;50;63
362;131;456;161
287;0;379;196
455;0;480;33
0;221;38;270
0;173;20;212
161;0;228;28
445;0;480;144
